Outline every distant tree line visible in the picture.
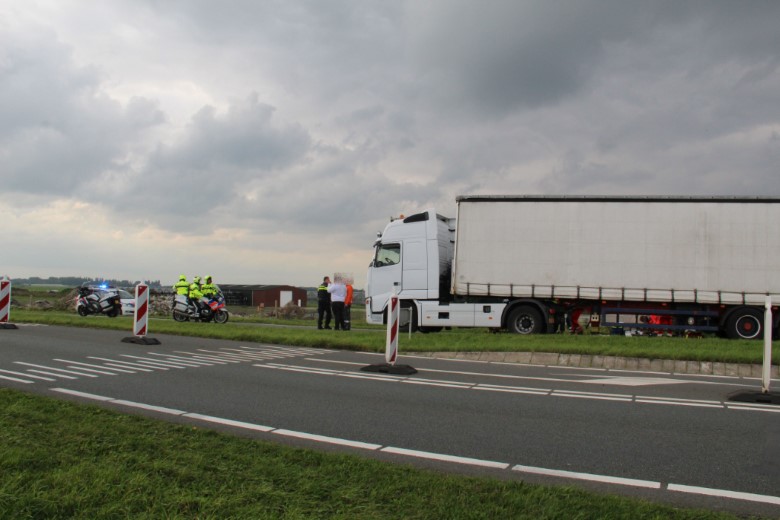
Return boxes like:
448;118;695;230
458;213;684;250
7;276;162;288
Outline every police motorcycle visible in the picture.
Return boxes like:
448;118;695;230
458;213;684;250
172;289;229;324
76;285;122;318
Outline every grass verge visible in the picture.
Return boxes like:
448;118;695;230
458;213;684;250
0;388;744;519
11;310;779;365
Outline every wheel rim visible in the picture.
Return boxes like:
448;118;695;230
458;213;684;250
735;315;761;339
514;314;535;334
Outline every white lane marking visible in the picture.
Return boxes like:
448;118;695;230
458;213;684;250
147;352;212;368
254;363;778;413
305;358;364;366
183;413;275;432
111;400;186;415
512;465;660;489
635;396;722;405
403;380;473;389
52;389;114;401
0;374;34;384
553;393;633;402
0;369;57;381
58;359;134;373
381;447;509;469
196;349;255;361
66;366;116;376
28;370;77;380
48;388;780;506
727;404;780;413
88;357;153;372
120;360;171;370
635;400;724;409
475;383;550;395
580;377;689;387
305;358;717;389
120;355;188;369
173;351;232;364
193;350;242;362
102;363;140;373
147;353;213;366
53;358;116;376
668;484;780;506
273;430;382;450
13;362;98;378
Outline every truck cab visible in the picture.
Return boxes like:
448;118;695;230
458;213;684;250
365;210;454;325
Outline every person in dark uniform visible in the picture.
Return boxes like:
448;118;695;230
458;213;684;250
317;276;332;329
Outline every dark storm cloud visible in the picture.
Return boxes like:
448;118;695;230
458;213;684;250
122;93;312;226
406;1;780;116
0;29;164;196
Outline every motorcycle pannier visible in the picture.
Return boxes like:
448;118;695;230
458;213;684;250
174;295;190;312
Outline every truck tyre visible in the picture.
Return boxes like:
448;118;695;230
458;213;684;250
507;306;544;335
726;308;763;340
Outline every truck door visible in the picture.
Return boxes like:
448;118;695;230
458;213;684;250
369;242;401;314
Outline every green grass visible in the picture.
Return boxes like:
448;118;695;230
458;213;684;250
11;309;779;365
0;389;746;519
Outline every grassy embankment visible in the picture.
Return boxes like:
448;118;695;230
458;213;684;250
0;389;746;519
11;308;779;365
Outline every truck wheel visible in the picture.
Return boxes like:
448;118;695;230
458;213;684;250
726;308;763;340
507;306;544;334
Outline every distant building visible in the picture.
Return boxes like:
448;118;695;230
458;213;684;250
219;285;307;307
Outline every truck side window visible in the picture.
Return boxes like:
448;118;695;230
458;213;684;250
374;243;401;267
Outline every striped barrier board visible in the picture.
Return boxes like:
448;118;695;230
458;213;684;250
121;283;160;345
0;280;18;329
385;294;399;365
361;292;416;375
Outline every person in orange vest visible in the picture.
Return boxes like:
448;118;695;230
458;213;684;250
344;282;354;331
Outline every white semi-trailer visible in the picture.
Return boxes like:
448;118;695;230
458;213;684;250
365;196;780;339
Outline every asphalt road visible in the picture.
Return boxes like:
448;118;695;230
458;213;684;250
1;324;778;517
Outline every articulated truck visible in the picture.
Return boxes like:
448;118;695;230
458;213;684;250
365;196;780;339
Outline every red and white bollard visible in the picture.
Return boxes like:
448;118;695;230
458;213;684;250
134;283;150;337
385;293;400;365
361;291;416;375
121;283;160;345
0;280;18;329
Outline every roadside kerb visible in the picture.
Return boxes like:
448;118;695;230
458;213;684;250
411;351;779;378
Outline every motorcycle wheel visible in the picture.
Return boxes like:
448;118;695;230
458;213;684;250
214;310;229;324
172;310;189;322
77;306;89;317
106;309;119;318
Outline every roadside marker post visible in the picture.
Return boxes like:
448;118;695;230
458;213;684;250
121;283;160;345
763;296;773;394
0;280;19;329
361;292;417;375
386;293;400;364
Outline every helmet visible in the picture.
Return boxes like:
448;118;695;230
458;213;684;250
193;276;201;283
179;274;186;281
205;275;212;282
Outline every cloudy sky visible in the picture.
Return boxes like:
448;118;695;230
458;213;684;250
2;1;779;288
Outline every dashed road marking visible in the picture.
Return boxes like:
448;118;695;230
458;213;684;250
50;387;780;508
0;346;334;385
255;362;779;414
